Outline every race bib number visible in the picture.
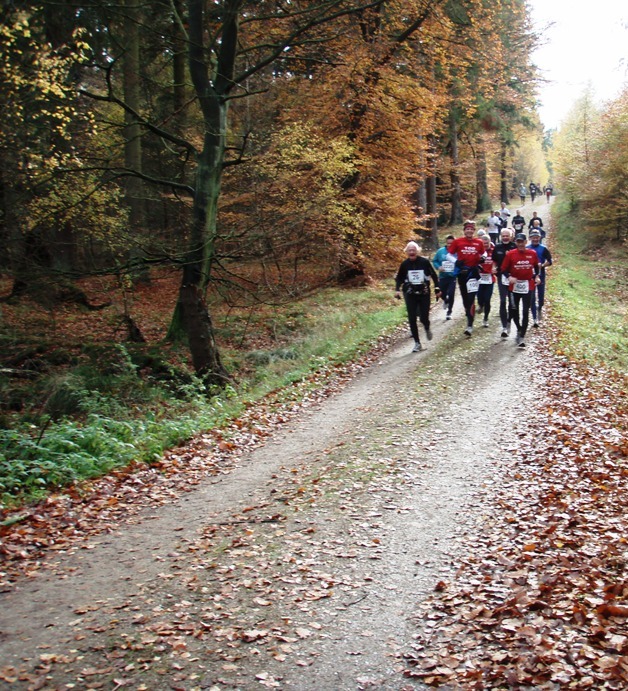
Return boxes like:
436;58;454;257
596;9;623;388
479;273;493;284
501;274;510;286
466;278;479;293
408;269;425;284
513;280;529;294
441;260;455;273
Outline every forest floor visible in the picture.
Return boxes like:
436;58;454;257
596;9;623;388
1;202;627;690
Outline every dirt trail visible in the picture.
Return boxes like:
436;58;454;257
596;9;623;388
1;201;551;690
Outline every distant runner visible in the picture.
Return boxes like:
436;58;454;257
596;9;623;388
486;210;501;245
512;210;526;234
518;184;526;205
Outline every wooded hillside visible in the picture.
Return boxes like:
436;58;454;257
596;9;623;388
1;0;545;382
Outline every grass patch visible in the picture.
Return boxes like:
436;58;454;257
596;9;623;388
548;197;628;372
0;283;405;507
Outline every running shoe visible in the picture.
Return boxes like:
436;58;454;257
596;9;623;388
518;340;526;348
426;328;433;341
412;341;423;352
501;328;508;338
532;320;539;328
482;318;489;328
446;313;452;321
464;327;473;337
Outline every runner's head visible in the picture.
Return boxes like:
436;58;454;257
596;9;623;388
463;220;476;238
445;234;454;249
500;228;512;242
515;233;527;248
529;229;541;244
480;234;491;250
404;241;420;258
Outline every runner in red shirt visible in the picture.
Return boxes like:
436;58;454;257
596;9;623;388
449;221;485;337
501;233;541;348
477;234;495;328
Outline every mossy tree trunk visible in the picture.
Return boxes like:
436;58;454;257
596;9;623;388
167;0;236;385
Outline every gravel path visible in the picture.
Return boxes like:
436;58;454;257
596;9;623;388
0;287;544;690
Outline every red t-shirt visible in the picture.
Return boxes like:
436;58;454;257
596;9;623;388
501;248;539;291
479;248;495;283
449;237;484;268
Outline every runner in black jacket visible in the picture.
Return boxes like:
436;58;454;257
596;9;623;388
395;242;440;352
492;228;517;338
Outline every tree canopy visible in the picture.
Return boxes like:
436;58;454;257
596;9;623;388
1;0;549;380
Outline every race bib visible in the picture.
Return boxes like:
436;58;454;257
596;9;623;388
466;278;479;293
479;273;493;284
441;260;455;273
407;269;425;285
513;280;529;294
501;274;510;286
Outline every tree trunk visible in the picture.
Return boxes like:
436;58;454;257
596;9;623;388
426;135;438;248
123;0;148;281
167;0;235;385
172;0;186;126
474;138;491;214
449;110;462;225
500;141;508;203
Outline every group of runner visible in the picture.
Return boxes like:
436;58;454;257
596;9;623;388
520;182;553;205
395;210;553;352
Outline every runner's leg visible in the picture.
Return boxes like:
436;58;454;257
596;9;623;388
520;293;532;337
509;292;521;333
403;293;420;343
498;280;510;330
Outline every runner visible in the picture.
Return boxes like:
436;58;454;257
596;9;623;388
529;182;537;202
395;242;441;352
544;183;553;202
527;229;553;326
477;234;496;328
529;218;546;240
518;183;526;205
501;233;541;348
492;228;516;338
449;221;485;337
512;210;526;234
486;210;501;245
499;202;511;229
432;234;457;321
527;211;543;230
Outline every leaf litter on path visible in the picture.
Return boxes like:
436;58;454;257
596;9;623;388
404;326;627;689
